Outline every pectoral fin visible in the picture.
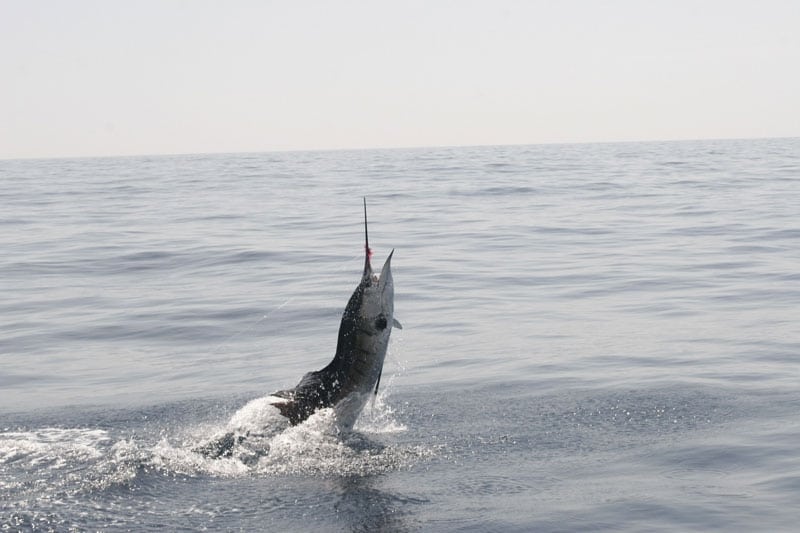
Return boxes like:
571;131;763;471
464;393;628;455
392;318;403;330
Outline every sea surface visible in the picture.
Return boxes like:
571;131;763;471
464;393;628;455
1;138;799;531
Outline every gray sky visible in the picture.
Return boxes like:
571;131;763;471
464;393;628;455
2;0;798;159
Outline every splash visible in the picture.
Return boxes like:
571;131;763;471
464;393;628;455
355;392;408;434
0;391;431;515
175;392;429;477
0;428;110;469
0;427;141;499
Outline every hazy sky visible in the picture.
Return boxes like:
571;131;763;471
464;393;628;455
2;0;799;159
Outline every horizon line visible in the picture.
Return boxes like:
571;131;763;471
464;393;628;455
2;134;798;163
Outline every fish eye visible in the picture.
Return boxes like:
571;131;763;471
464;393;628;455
374;315;387;330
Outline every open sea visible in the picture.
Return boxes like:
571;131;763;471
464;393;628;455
1;138;799;531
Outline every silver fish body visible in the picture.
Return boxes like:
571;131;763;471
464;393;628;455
195;201;399;459
271;202;398;428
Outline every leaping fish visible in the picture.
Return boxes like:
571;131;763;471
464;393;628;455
269;198;401;428
196;199;402;459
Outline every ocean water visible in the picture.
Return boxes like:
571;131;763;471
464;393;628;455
1;138;799;531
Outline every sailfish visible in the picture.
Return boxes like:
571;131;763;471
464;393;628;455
269;198;401;428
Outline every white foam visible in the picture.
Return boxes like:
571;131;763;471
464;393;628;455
226;395;288;434
166;392;430;477
252;407;430;476
354;393;408;434
0;394;430;489
150;437;250;477
0;428;110;468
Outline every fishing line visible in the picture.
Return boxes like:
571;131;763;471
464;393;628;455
207;250;364;358
208;297;294;355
